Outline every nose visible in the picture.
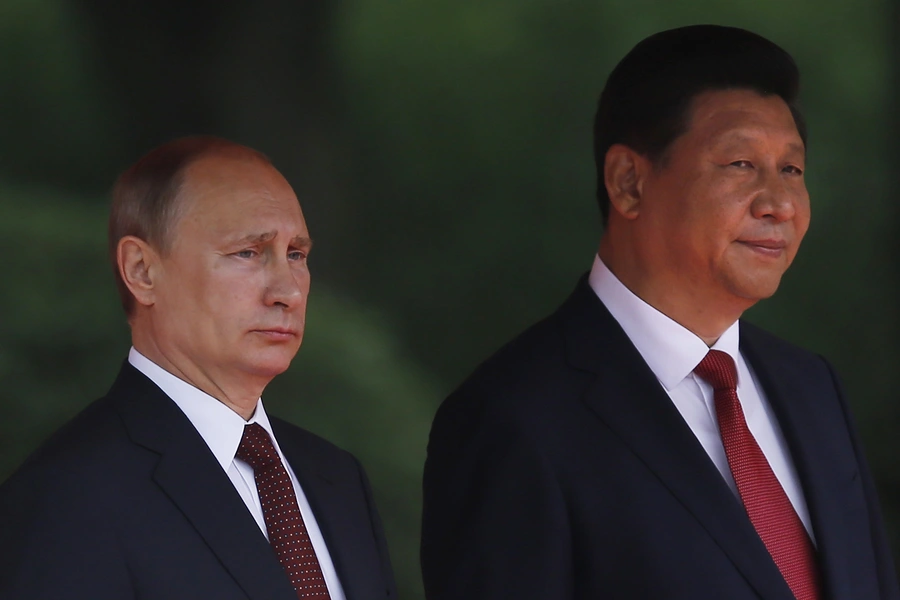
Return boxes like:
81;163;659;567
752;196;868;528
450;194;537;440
264;255;306;309
750;168;800;223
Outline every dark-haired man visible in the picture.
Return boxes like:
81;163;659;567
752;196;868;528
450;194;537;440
0;137;396;600
422;25;899;599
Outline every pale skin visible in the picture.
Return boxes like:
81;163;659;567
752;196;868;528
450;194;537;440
600;89;811;345
118;153;311;419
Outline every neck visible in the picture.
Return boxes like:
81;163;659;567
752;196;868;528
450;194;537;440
131;326;266;420
598;239;749;346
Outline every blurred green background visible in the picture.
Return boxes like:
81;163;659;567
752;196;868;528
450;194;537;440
1;1;898;597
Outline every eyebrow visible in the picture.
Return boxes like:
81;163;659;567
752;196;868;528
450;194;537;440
290;235;313;250
230;232;313;249
716;133;806;156
785;142;806;156
238;231;276;244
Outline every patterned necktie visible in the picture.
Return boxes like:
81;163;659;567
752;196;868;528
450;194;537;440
694;350;821;600
236;423;331;599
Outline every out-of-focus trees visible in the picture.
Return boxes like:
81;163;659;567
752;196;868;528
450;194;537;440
1;1;897;597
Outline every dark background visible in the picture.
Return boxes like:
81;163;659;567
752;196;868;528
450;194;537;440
1;1;898;597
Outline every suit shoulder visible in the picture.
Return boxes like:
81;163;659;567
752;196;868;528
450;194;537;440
460;311;568;394
0;393;136;528
434;307;590;436
740;320;844;403
740;320;830;367
269;416;359;466
5;394;126;481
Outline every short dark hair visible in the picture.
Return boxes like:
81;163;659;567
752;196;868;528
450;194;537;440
593;24;806;225
109;135;271;315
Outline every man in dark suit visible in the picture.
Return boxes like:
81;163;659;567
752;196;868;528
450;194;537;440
421;25;899;599
0;136;396;599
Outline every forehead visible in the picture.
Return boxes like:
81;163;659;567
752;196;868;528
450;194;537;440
681;89;803;150
177;154;306;233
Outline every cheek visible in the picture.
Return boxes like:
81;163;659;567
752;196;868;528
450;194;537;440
218;279;267;324
701;180;756;235
676;207;749;267
290;265;312;297
796;198;812;235
158;261;206;311
652;174;736;227
188;264;264;322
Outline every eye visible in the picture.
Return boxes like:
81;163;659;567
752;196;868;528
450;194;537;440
730;160;753;168
288;250;308;262
234;249;257;259
783;164;804;176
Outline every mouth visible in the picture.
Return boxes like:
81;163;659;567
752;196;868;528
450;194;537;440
736;239;787;258
252;327;299;341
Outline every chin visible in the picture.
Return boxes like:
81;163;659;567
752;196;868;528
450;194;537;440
242;349;299;379
724;252;794;294
732;277;783;302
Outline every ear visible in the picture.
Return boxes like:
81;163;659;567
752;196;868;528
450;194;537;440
604;144;650;220
117;236;161;308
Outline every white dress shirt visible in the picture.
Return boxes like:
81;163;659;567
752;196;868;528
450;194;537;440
588;256;815;540
128;348;347;599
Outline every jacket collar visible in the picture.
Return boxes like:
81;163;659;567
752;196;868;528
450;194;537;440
111;363;299;600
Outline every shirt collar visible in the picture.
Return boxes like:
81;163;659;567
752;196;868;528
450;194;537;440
587;255;741;390
128;347;276;471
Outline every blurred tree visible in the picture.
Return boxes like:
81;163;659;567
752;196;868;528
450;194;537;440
0;184;126;476
877;0;900;544
0;0;122;189
73;0;353;275
1;1;898;597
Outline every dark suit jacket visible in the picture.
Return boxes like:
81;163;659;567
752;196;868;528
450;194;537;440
422;278;899;599
0;362;396;600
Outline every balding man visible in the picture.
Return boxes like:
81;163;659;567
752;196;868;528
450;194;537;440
0;137;397;600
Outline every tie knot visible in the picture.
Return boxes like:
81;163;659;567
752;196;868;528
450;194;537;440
694;350;738;391
235;423;280;472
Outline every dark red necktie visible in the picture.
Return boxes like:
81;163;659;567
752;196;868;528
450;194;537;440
694;350;821;600
236;423;332;599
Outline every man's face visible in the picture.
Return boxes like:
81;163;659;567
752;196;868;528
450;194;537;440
634;88;810;307
151;155;311;385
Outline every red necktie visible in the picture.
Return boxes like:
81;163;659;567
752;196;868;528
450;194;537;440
236;423;332;599
694;350;821;600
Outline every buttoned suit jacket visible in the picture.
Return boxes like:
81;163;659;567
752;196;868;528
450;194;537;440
421;278;899;599
0;362;397;600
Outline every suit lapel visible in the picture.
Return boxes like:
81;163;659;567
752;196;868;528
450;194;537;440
559;281;794;599
741;326;858;598
111;364;297;600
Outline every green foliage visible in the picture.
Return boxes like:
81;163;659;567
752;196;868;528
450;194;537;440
1;1;898;597
0;184;127;476
0;0;121;189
